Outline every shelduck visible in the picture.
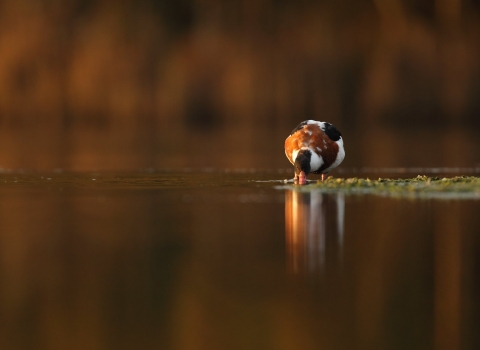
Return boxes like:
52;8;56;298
285;120;345;184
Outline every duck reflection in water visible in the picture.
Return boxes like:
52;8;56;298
285;190;345;274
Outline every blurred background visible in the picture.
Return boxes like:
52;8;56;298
1;2;480;349
0;0;479;170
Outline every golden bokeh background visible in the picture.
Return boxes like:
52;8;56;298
0;0;478;170
0;2;479;349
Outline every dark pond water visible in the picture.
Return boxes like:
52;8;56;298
0;169;479;350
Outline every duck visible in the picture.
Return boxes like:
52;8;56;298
285;120;345;185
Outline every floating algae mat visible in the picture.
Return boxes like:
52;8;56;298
283;176;480;199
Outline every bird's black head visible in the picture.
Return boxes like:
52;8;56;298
294;150;311;176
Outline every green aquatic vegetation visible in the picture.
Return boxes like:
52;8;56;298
293;175;480;199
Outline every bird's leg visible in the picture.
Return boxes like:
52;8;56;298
321;174;328;181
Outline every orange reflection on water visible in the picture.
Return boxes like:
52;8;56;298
285;189;344;274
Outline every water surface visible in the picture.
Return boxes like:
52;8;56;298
0;169;479;350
